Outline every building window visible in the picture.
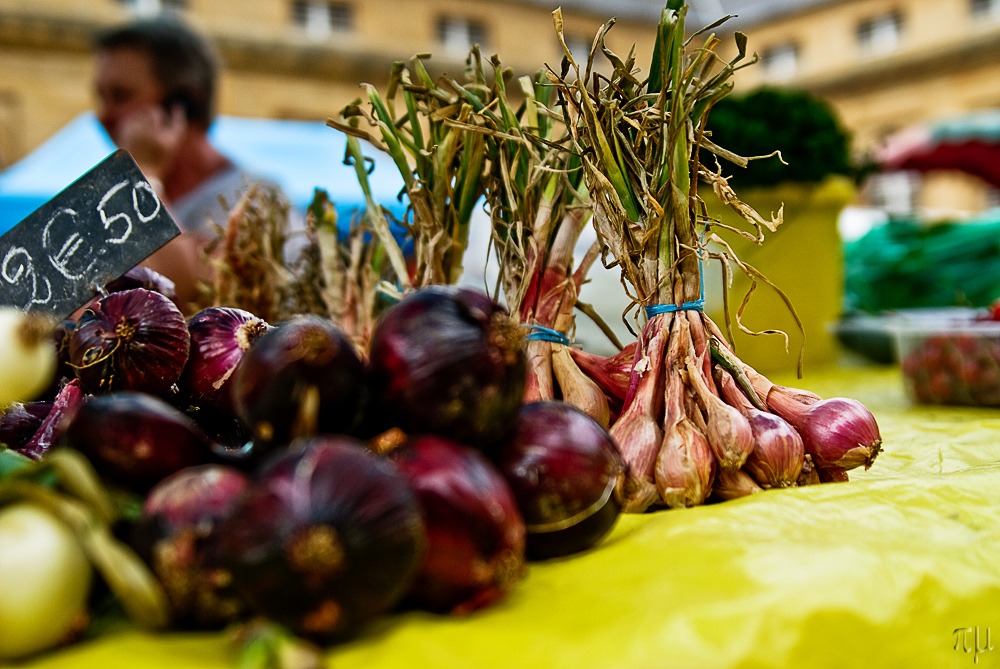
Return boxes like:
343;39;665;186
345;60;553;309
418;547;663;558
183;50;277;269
760;42;799;80
292;1;353;39
117;0;185;15
971;0;1000;17
857;12;903;54
437;16;488;53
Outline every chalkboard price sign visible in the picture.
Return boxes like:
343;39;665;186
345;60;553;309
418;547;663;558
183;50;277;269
0;150;181;318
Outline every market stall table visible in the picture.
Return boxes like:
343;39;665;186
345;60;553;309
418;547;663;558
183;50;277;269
19;364;1000;668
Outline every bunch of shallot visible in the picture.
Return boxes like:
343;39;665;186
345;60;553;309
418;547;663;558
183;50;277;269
543;5;882;512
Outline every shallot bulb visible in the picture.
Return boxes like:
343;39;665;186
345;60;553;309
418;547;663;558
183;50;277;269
367;286;527;448
743;411;804;489
686;356;753;472
0;308;57;408
216;436;426;642
568;342;636;404
181;308;272;412
655;369;714;508
231;316;365;450
134;465;250;628
69;288;190;397
712;469;763;501
391;436;526;614
551;345;610;428
655;419;715;508
497;401;625;559
716;370;803;489
609;318;667;513
765;385;882;471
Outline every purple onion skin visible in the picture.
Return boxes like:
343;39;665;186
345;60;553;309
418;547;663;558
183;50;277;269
64;391;211;491
181;308;272;413
367;286;527;449
18;379;85;460
69;288;191;397
231;316;365;451
391;436;526;614
133;464;250;628
497;401;625;560
216;436;426;643
0;402;53;450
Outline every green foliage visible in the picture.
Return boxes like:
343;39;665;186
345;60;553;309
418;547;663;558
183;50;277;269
703;87;852;188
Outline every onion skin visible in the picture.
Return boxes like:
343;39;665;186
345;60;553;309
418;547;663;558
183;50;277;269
105;267;178;306
134;465;250;628
391;436;526;614
231;316;365;451
64;392;211;491
0;401;53;450
181;308;272;413
367;286;527;449
69;288;191;397
497;401;625;560
216;436;426;642
0;503;92;661
18;380;85;461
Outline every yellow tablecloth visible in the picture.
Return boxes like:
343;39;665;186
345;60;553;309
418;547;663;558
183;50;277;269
16;365;1000;668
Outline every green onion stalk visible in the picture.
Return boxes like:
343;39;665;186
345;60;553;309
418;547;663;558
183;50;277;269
435;56;629;427
545;3;879;512
327;51;497;297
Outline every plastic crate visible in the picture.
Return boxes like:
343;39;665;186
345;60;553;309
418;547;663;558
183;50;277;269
895;316;1000;406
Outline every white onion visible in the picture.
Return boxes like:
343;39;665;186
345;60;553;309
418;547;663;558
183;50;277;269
0;503;92;660
0;308;57;408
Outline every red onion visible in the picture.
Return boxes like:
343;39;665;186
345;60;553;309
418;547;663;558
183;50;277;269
64;391;211;491
390;436;526;614
367;286;527;448
765;385;882;471
497;401;625;560
181;308;272;413
133;464;250;628
231;316;365;450
105;267;177;305
216;436;426;642
18;379;85;460
69;288;190;397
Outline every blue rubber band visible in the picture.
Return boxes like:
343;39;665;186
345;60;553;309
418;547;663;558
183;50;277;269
644;253;706;318
523;324;571;345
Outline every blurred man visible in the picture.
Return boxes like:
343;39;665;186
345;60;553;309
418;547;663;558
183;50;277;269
93;17;271;305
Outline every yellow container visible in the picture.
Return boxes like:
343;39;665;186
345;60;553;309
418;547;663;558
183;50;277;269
702;175;855;374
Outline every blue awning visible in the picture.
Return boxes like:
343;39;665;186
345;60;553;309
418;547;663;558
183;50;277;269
0;112;406;235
